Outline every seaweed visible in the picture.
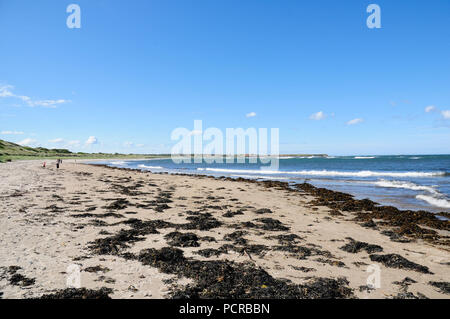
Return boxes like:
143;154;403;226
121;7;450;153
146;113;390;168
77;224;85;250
223;231;248;245
266;234;301;244
9;273;35;287
428;281;450;295
222;210;244;218
339;238;383;254
243;218;289;231
255;208;273;214
102;198;130;210
83;265;110;273
369;254;433;274
315;258;346;268
38;287;113;299
165;232;200;247
182;212;222;231
194;249;225;258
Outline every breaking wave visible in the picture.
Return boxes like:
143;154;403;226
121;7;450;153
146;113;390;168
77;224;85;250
372;180;438;194
138;164;163;169
415;195;450;209
196;168;446;178
110;161;127;165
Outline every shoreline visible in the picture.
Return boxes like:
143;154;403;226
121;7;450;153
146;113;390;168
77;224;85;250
0;160;448;299
94;161;450;216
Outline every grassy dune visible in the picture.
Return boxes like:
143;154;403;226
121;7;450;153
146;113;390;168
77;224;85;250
0;139;166;163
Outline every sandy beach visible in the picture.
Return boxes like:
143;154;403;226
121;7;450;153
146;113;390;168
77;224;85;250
0;160;448;299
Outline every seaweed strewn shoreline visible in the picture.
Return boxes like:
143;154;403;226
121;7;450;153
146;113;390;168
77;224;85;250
0;160;448;299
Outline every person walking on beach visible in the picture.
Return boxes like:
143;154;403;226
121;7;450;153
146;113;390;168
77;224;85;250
56;159;60;169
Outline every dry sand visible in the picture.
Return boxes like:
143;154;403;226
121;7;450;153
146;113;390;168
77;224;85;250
0;160;448;299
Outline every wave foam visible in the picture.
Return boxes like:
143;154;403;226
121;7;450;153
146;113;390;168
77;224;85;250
373;180;438;194
354;156;375;159
110;161;127;165
416;195;450;209
197;168;445;178
230;174;289;180
138;164;163;169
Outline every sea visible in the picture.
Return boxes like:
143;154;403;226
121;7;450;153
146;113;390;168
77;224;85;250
95;155;450;214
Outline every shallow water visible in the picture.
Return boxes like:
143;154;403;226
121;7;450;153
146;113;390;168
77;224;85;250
94;155;450;213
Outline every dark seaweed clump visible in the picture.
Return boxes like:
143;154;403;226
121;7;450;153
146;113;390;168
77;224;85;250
182;212;222;231
9;273;35;287
194;248;225;258
266;234;302;244
165;232;200;247
428;281;450;295
39;287;113;299
88;219;174;255
0;266;35;287
242;218;289;231
339;238;383;254
295;183;449;245
223;231;248;245
137;247;353;299
273;244;322;260
255;208;273;214
83;265;110;273
222;210;244;218
102;198;130;210
369;254;432;274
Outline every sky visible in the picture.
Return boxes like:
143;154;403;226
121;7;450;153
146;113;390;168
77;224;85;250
0;0;449;155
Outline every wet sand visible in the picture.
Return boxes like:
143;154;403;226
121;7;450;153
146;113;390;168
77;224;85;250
0;160;448;299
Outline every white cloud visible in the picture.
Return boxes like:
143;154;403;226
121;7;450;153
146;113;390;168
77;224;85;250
136;144;145;148
425;105;436;113
85;136;98;145
1;130;24;135
246;112;257;118
309;111;325;120
49;138;64;143
0;84;69;108
442;110;450;119
18;138;38;146
0;85;14;98
68;140;80;146
28;99;69;108
123;141;134;147
347;118;363;125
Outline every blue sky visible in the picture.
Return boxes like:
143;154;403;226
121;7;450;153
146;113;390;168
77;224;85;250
0;0;449;155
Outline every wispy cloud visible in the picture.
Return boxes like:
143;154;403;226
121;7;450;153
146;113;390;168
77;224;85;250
346;118;363;125
49;138;64;143
309;111;325;120
424;105;450;120
442;110;450;119
1;130;24;135
68;140;80;146
17;138;38;146
246;112;256;118
0;84;70;108
425;105;436;113
85;136;98;145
